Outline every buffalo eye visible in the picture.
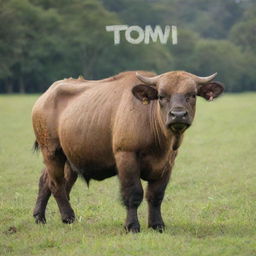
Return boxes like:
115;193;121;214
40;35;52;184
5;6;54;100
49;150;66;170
186;93;196;102
158;95;169;105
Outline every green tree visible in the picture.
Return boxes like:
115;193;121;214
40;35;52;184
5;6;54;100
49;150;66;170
0;0;25;92
166;29;199;72
192;40;246;92
229;8;256;53
0;0;255;93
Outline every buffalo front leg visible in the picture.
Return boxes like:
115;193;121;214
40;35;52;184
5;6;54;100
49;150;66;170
115;152;143;233
146;168;171;232
33;168;51;224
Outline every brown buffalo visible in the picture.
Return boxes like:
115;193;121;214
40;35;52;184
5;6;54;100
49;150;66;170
32;70;224;232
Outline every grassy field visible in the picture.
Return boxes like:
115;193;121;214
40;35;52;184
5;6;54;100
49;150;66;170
0;94;255;256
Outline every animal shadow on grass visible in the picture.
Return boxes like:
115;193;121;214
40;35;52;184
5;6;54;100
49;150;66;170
165;222;253;238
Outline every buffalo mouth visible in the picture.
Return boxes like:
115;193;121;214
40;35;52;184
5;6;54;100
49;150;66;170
168;122;190;133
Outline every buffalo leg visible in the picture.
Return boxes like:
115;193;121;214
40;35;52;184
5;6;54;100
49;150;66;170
64;162;78;201
33;168;51;224
43;150;75;223
146;169;171;232
115;152;143;233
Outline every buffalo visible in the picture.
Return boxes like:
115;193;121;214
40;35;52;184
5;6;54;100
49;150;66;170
32;70;224;232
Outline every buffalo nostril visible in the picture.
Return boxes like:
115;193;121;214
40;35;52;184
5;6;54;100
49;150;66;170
170;110;188;119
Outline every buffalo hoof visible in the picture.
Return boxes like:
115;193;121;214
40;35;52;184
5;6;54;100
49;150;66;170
125;223;140;233
149;223;165;233
34;214;46;224
62;215;75;224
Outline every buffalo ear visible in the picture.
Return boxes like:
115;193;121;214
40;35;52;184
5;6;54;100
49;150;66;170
197;81;224;101
132;84;158;102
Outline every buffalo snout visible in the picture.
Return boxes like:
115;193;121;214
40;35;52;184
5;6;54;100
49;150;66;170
170;109;188;119
166;108;190;133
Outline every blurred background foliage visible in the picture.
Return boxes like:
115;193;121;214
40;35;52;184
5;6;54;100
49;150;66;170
0;0;255;93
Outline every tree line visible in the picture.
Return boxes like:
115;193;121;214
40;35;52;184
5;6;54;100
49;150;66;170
0;0;255;93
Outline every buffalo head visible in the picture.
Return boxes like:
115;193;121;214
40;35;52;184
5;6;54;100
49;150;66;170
132;71;224;134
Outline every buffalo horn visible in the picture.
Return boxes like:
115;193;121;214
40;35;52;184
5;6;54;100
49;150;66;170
194;73;217;84
136;72;160;85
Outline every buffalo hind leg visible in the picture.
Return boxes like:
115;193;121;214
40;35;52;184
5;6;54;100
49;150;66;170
64;161;78;201
33;168;51;224
43;149;75;223
146;168;171;232
115;152;143;233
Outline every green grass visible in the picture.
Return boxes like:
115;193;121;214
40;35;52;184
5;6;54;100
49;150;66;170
0;94;255;256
